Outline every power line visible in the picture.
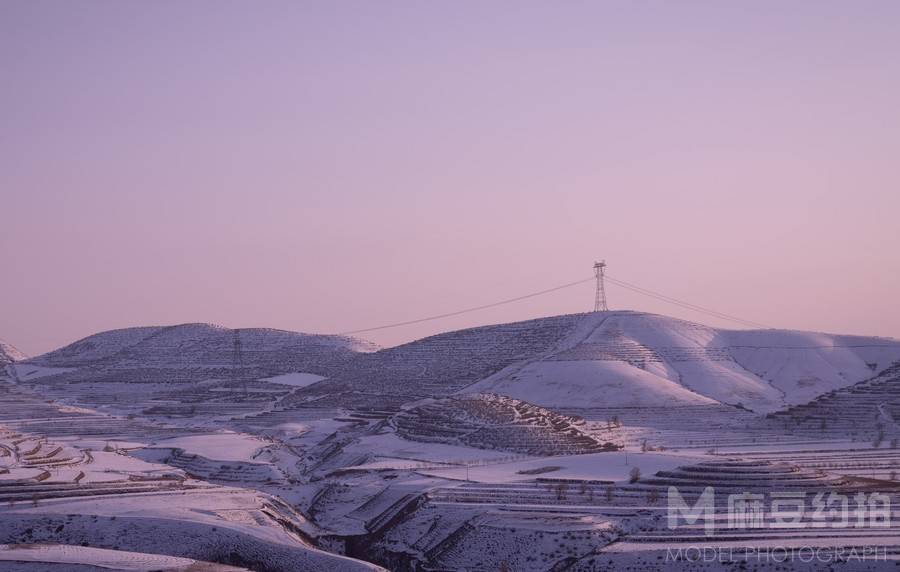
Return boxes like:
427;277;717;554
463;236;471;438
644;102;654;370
605;274;772;329
606;275;768;328
335;271;772;337
338;277;595;335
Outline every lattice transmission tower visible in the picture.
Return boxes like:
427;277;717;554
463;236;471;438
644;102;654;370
593;260;608;312
232;328;248;395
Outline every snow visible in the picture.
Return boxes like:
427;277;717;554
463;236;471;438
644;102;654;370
346;432;518;465
0;468;45;481
149;433;266;462
88;451;179;473
0;544;233;572
0;490;384;571
417;450;707;483
10;365;75;381
262;372;326;388
724;330;900;405
465;311;900;413
0;340;26;364
468;360;717;408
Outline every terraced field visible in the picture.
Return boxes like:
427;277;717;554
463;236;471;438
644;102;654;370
393;394;618;455
0;375;382;571
14;324;376;418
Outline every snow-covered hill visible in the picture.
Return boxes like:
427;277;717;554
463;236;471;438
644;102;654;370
0;339;26;365
31;326;168;367
299;311;900;413
289;314;583;408
16;313;900;415
468;312;900;413
18;324;378;410
30;323;376;369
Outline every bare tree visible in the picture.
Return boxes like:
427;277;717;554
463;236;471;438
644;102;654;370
629;467;641;483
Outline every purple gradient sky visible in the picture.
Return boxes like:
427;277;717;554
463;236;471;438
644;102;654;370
3;1;900;356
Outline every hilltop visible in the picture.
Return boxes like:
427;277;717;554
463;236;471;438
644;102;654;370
0;339;26;365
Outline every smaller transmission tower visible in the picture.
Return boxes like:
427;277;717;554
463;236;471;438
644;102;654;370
593;260;608;312
232;329;248;396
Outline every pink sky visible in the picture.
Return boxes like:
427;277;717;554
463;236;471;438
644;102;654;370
3;1;899;356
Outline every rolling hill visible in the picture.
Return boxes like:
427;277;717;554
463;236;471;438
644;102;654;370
29;323;377;370
14;313;900;415
469;312;900;412
14;324;378;411
298;311;900;413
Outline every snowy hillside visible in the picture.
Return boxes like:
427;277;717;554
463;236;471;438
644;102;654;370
286;314;584;409
392;393;619;455
0;380;384;572
17;324;378;412
30;326;167;366
30;323;377;369
295;311;900;413
0;339;26;365
16;314;900;415
467;312;900;413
